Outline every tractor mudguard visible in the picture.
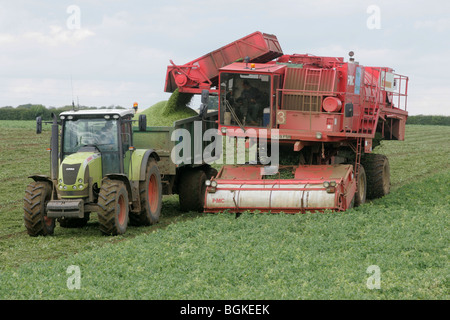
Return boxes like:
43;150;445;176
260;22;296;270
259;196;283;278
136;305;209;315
28;175;53;184
129;149;160;182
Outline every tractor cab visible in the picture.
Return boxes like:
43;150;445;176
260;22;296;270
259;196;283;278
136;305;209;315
60;109;134;177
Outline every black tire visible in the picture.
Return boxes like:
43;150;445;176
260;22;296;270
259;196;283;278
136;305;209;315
362;154;390;199
24;181;55;237
354;165;367;207
97;179;129;235
178;169;207;212
203;166;218;180
130;159;162;226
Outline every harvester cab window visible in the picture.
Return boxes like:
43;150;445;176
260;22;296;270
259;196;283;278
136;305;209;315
220;73;271;127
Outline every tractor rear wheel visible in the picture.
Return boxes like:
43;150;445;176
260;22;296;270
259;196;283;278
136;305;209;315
178;169;207;212
24;181;55;237
362;154;390;199
354;165;367;207
130;159;162;226
97;179;129;235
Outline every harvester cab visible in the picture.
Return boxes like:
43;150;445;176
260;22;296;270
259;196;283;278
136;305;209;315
25;109;162;236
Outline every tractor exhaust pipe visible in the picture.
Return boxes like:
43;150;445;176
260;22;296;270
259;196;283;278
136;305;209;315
50;113;59;181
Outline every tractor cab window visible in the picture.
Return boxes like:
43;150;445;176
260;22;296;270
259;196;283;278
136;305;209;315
63;118;119;156
220;73;271;127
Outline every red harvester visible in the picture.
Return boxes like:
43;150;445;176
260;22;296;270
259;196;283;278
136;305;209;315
165;31;408;213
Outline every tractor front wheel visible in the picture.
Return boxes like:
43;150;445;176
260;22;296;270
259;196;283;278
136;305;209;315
97;179;129;235
24;181;55;237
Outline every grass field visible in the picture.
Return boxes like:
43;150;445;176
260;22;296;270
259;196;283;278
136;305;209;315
0;121;448;299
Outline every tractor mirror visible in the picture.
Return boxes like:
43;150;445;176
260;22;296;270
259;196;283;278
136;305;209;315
36;116;42;134
139;114;147;131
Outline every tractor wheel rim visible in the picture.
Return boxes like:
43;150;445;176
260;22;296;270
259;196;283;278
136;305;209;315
118;195;126;225
44;216;53;227
148;175;158;212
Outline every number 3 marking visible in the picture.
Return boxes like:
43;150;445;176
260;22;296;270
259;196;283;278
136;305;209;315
277;111;286;125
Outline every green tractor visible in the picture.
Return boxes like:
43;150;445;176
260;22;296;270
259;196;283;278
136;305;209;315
25;110;162;236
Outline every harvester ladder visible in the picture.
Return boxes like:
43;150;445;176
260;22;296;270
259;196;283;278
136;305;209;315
303;69;322;112
360;70;381;134
354;137;363;184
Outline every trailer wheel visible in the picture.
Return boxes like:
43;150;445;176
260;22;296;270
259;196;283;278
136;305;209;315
97;179;129;235
354;165;367;207
179;169;207;212
24;181;55;237
131;159;162;226
362;154;390;199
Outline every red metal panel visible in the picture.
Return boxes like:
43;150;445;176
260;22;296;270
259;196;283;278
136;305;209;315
165;31;284;93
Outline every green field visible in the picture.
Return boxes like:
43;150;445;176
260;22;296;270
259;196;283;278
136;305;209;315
0;121;448;299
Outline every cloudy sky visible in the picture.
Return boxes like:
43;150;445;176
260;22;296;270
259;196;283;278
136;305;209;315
0;0;449;115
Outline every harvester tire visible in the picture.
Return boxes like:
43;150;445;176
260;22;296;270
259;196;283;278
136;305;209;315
23;181;55;237
130;159;162;226
362;154;390;199
179;169;207;212
354;165;367;207
97;179;129;235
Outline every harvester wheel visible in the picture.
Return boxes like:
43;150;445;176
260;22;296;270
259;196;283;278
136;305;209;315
97;179;129;235
23;181;55;237
354;165;367;207
362;154;390;199
130;159;162;226
179;169;207;212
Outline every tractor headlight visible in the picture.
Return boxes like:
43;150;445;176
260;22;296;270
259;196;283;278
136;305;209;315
316;132;323;140
330;181;336;187
78;178;83;184
73;185;77;190
205;180;211;186
323;181;330;188
211;180;218;188
78;185;84;190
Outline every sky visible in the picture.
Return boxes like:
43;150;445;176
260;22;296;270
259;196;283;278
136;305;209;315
0;0;449;115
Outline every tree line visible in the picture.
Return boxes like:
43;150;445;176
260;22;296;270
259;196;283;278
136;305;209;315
406;115;450;126
0;104;448;126
0;104;125;121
